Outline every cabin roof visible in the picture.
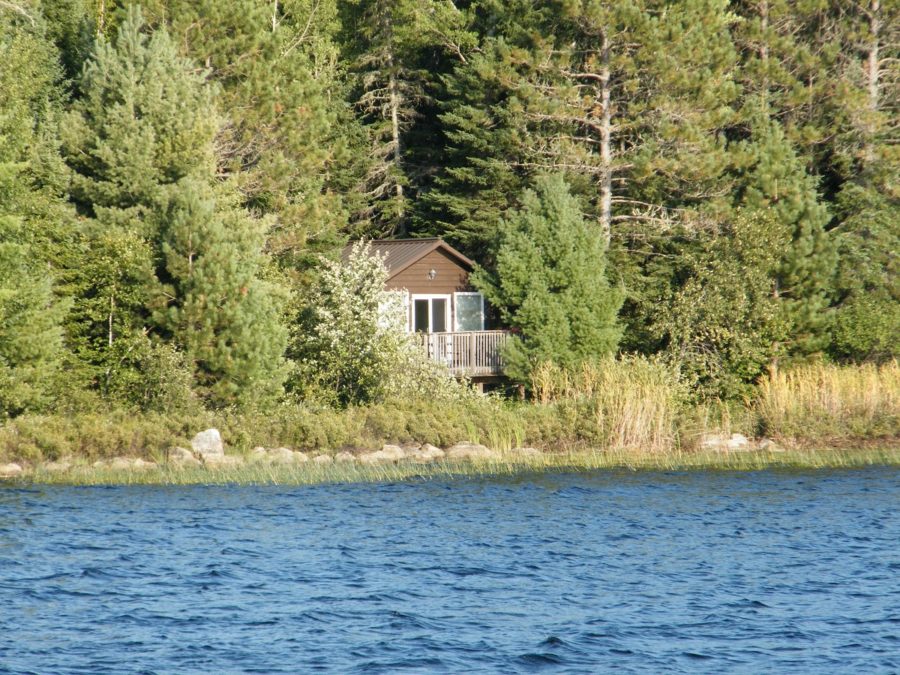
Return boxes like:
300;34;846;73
343;238;475;279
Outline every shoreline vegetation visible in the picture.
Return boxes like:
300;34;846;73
6;447;900;488
2;361;897;486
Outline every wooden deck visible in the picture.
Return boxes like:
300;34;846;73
417;331;510;377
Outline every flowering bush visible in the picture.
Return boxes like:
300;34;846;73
297;241;473;406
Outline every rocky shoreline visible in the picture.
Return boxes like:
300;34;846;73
0;427;808;480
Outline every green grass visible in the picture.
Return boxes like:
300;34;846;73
8;445;898;487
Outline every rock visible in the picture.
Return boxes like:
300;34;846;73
758;438;784;453
203;454;244;468
358;448;402;464
334;451;356;463
268;447;298;464
133;458;157;470
0;463;23;477
358;444;408;464
249;447;268;461
312;454;334;465
446;442;500;462
169;446;201;467
699;433;753;452
511;447;544;460
191;428;224;459
407;443;445;463
265;447;308;464
727;433;750;451
109;457;136;470
380;444;406;460
699;433;728;450
44;460;72;473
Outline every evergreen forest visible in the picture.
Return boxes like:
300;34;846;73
0;0;897;421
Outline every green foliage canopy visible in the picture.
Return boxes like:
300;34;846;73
474;175;624;382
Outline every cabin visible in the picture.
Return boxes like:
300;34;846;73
347;238;510;384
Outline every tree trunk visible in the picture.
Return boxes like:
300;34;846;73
388;67;405;234
759;0;769;109
97;0;106;37
599;29;612;246
108;295;115;348
864;0;881;166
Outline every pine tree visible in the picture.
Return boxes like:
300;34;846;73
731;0;841;161
142;0;352;274
737;118;836;367
472;174;623;382
428;0;740;252
61;7;288;407
827;0;899;361
0;8;68;414
831;185;899;361
157;179;288;406
339;0;425;235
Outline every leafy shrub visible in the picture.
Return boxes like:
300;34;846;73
294;241;475;405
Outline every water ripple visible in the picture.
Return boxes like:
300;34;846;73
1;468;898;672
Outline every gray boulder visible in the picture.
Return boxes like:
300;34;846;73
699;433;728;450
408;444;445;463
757;438;785;453
699;433;753;452
268;447;306;464
446;442;500;462
335;451;356;463
312;454;334;465
380;444;406;460
169;446;202;467
108;457;136;470
191;428;224;458
0;463;23;477
727;433;751;451
203;454;244;468
358;445;407;464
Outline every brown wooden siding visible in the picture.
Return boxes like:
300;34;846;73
385;249;472;294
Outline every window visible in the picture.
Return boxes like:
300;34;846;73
411;295;450;333
454;292;485;331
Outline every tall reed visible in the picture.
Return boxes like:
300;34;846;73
755;361;899;442
531;357;683;453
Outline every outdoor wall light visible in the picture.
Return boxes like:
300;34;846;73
428;268;437;280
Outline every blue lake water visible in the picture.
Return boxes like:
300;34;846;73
1;468;898;673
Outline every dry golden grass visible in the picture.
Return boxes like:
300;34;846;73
756;361;899;443
531;358;682;453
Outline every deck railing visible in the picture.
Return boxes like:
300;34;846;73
417;330;510;376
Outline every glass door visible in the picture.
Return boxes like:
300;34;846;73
412;295;450;333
